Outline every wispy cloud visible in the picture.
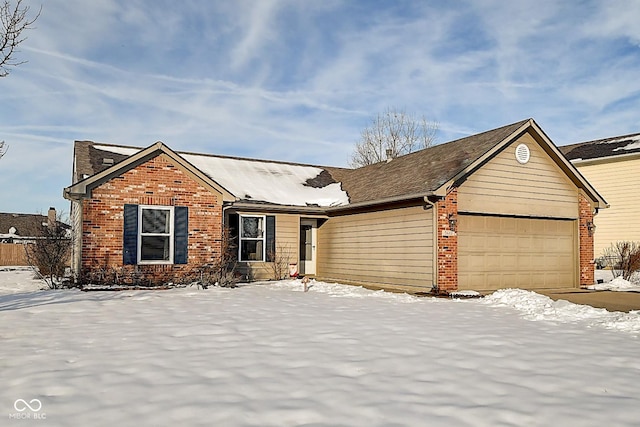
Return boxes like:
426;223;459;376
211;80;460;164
0;0;638;213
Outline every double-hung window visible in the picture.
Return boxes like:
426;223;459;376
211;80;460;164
139;206;173;263
123;204;189;265
240;215;265;261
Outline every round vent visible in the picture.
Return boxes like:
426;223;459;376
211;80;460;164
515;143;530;164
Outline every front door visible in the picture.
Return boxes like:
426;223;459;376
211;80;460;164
299;219;317;275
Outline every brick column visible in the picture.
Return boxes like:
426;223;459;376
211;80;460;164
436;188;458;293
578;193;595;288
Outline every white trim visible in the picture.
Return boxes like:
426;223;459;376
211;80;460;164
137;205;174;264
239;214;266;262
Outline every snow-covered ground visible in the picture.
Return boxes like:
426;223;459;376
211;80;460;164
591;269;640;292
2;268;640;426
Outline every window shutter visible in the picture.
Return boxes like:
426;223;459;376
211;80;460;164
266;215;276;262
123;204;138;265
174;206;189;264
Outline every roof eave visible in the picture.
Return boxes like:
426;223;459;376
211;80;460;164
226;201;329;215
569;150;640;166
327;192;435;212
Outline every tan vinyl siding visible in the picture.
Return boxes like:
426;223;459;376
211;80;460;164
317;205;433;289
573;157;640;257
458;133;578;218
239;213;299;280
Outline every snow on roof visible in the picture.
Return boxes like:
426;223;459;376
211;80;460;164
594;133;640;152
92;144;349;207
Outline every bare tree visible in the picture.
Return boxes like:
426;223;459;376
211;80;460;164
349;107;438;167
1;0;41;77
24;211;71;289
0;140;6;159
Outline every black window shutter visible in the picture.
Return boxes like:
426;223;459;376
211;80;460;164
266;215;276;262
228;213;239;241
174;206;189;264
123;204;138;265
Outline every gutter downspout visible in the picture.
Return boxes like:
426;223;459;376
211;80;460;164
423;196;439;290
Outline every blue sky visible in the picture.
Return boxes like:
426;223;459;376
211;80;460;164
1;0;640;216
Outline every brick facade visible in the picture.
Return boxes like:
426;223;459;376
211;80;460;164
436;188;458;292
578;193;595;288
80;154;223;283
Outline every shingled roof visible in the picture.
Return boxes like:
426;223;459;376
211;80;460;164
327;119;530;204
0;211;69;238
69;118;606;209
560;132;640;162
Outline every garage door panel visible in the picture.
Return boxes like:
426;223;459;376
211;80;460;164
458;215;576;290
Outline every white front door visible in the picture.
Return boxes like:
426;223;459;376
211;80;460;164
300;219;317;275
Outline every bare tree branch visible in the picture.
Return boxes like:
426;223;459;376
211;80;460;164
349;107;438;167
0;140;7;159
1;0;41;77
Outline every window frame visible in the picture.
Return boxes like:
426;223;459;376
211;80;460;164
137;205;174;264
239;214;266;262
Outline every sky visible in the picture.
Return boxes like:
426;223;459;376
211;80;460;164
1;0;640;216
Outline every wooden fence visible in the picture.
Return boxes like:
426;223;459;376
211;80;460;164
0;243;29;266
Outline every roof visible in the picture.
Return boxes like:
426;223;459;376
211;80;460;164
0;212;68;238
66;118;607;210
328;119;530;204
560;132;640;163
68;142;350;208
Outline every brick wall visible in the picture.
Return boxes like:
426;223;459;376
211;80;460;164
81;154;223;283
436;188;458;292
578;193;595;288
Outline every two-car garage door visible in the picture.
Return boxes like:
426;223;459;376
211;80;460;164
458;215;576;291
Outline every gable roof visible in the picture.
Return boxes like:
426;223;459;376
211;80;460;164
560;132;640;163
65;142;237;204
66;141;350;208
329;118;606;209
65;118;607;211
328;120;530;205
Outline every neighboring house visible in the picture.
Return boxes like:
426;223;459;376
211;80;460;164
560;132;640;258
0;208;68;265
64;119;606;292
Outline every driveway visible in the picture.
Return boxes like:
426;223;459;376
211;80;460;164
538;288;640;313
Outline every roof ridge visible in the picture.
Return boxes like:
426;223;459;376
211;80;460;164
85;140;349;170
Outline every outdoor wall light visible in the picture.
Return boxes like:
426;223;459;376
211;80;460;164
448;213;457;232
586;221;596;236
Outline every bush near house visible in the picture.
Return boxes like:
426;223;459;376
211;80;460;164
601;241;640;282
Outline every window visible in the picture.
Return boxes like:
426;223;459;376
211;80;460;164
139;206;173;263
123;204;189;265
240;215;265;261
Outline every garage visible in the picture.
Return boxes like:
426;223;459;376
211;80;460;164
458;214;576;291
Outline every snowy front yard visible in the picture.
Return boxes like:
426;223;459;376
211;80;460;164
2;269;640;426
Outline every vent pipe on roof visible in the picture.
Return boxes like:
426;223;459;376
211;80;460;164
386;149;394;163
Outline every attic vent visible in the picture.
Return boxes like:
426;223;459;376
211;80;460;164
515;144;530;164
102;158;114;166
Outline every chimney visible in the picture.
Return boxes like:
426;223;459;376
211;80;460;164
386;148;394;163
48;207;56;228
